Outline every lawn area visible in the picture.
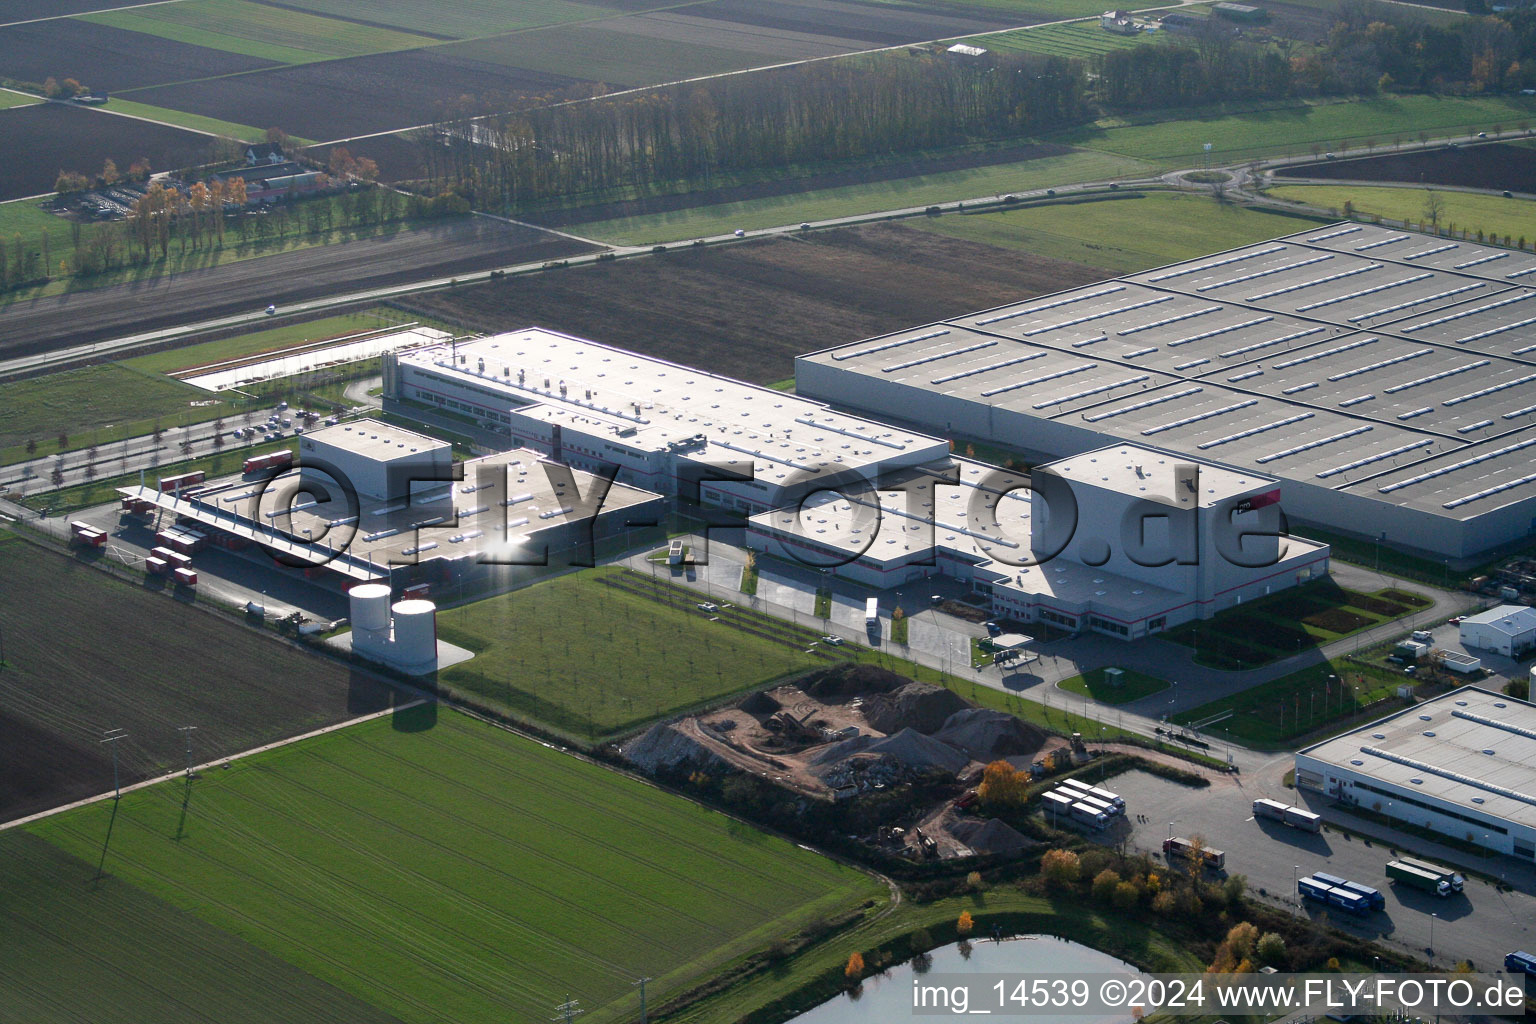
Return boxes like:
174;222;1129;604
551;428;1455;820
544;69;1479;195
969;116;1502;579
1264;183;1536;243
0;363;233;465
974;20;1169;58
257;0;630;38
0;831;403;1024
0;88;42;109
911;192;1323;274
98;97;287;143
122;308;420;375
0;197;79;277
1160;580;1430;670
26;709;883;1024
1059;667;1170;705
435;566;823;742
572;149;1155;245
21;436;296;513
1064;94;1536;166
1171;657;1411;748
950;0;1141;17
82;0;438;64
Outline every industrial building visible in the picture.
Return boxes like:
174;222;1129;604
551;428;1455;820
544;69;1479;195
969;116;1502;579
298;421;452;502
747;443;1328;638
383;328;951;515
796;223;1536;559
1459;604;1536;657
1295;686;1536;862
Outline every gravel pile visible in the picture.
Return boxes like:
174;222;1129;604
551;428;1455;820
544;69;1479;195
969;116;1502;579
932;708;1048;761
811;727;970;775
622;723;729;774
802;663;905;703
863;682;970;734
950;818;1033;857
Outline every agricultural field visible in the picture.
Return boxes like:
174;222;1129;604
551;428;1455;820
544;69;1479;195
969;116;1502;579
0;18;278;91
1275;140;1536;193
402;221;1110;383
1066;94;1536;166
24;709;883;1024
976;20;1165;58
0;87;40;108
81;0;439;65
570;148;1153;244
122;308;420;375
910;191;1323;274
1265;182;1536;243
435;566;823;741
251;0;653;39
0;531;402;822
0;102;214;202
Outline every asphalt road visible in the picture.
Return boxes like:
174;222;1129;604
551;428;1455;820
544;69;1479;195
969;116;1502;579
0;216;597;357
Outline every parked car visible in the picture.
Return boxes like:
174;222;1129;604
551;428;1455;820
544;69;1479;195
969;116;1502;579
697;602;719;613
821;634;845;646
265;304;276;315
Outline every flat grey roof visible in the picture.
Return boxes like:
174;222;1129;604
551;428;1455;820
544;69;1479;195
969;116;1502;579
801;224;1536;522
302;421;449;462
1299;685;1536;833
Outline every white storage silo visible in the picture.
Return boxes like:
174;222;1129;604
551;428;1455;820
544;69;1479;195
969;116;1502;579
349;583;392;631
390;599;437;666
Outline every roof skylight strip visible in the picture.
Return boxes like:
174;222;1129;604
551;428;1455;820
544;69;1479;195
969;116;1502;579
1246;263;1379;302
1507;266;1536;280
1503;404;1536;419
1348;281;1486;322
1194;254;1333;292
1379;435;1536;492
1072;335;1108;348
980;362;1097;398
1169;316;1277;349
1355;233;1411;251
882;339;995;373
929;351;1046;385
1196;412;1313;449
1443;373;1536;406
1456;314;1536;345
1294;272;1433;313
1339;394;1374;407
1217;325;1323;359
1514;343;1536;356
1174;358;1210;370
1327;348;1434;382
1256;425;1373;463
1023;295;1173;336
1403;243;1458;260
1273;337;1377;370
1457;419;1495;433
1227;369;1264;382
1382;359;1491;394
1454;252;1509;270
1402;290;1535;333
973;285;1125;326
1030;374;1149;409
1444;471;1536;508
1305;226;1364;242
1359;745;1536;806
1142;399;1259;435
1283;382;1319;394
1316;439;1435;478
1082;386;1202;422
1145;245;1285;283
1123;346;1158;358
835;327;950;360
1396;407;1433;420
1118;304;1223;336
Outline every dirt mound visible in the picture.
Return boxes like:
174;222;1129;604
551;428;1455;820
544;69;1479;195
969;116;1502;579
950;818;1033;857
810;727;970;775
622;723;728;774
932;708;1048;762
863;682;970;734
738;690;781;716
802;663;906;703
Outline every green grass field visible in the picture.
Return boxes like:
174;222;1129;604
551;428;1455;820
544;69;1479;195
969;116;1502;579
98;97;303;143
949;0;1139;18
911;192;1322;273
256;0;631;38
0;88;42;109
1058;667;1170;705
1064;94;1536;165
573;149;1155;244
26;709;882;1024
0;198;80;278
975;20;1169;58
1265;183;1536;244
82;0;438;64
436;567;820;741
122;308;421;375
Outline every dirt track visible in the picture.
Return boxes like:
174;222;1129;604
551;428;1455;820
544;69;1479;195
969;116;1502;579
0;216;598;357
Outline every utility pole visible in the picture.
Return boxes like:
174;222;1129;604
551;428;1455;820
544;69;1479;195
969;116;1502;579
551;995;583;1024
101;728;127;800
634;977;652;1024
179;725;198;778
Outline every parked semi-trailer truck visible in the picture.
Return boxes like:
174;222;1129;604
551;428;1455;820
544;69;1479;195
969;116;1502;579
1060;777;1125;814
1386;860;1453;896
1311;871;1385;909
1395;856;1464;892
1297;876;1372;915
865;598;879;626
1163;836;1225;869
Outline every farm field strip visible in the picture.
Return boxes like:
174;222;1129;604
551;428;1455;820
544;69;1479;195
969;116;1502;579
442;23;772;86
571;148;1154;244
976;20;1163;57
1265;182;1536;242
0;87;41;108
80;0;441;64
27;710;881;1024
243;0;643;38
99;95;310;141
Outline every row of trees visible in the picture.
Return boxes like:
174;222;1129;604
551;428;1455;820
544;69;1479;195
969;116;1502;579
55;157;153;195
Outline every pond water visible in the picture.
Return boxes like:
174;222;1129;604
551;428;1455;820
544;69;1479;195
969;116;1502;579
788;934;1142;1024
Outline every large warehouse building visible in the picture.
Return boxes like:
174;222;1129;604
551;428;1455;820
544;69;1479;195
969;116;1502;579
1295;686;1536;862
796;223;1536;559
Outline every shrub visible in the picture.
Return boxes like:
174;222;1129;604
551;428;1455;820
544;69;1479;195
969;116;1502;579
1092;869;1121;903
957;911;974;936
1257;932;1286;967
1040;849;1081;888
845;952;865;981
1112;880;1140;910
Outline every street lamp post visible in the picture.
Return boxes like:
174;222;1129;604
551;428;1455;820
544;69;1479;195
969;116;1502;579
1293;864;1300;916
1429;912;1436;955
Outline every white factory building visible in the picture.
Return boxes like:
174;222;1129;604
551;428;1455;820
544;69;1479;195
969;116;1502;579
747;444;1330;639
298;421;453;502
1459;604;1536;657
1296;686;1536;862
383;328;951;516
796;224;1536;559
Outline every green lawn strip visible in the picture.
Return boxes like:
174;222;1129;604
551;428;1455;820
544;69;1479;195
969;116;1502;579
0;88;42;109
1064;94;1536;166
434;566;822;742
81;0;437;64
250;0;632;37
1059;667;1170;705
1171;657;1410;748
21;437;296;513
741;559;760;596
946;0;1136;18
814;589;832;618
28;709;882;1024
891;614;910;644
1264;183;1536;244
571;150;1154;245
0;197;80;278
911;191;1323;274
667;891;1203;1024
974;20;1173;57
1290;524;1512;588
95;97;292;142
0;831;405;1024
122;308;423;375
